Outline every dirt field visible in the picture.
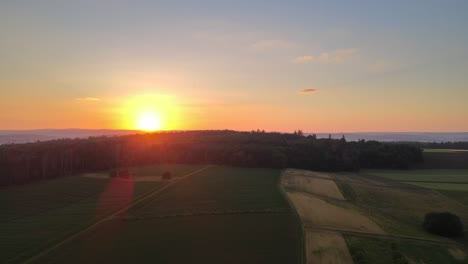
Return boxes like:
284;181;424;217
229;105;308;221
285;169;332;179
306;230;353;264
288;191;385;234
283;170;345;200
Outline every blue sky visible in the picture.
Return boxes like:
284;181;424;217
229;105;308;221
1;0;467;131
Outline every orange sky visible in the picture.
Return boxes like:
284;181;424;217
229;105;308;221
1;1;468;132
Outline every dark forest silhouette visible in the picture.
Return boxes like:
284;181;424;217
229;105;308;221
0;130;423;187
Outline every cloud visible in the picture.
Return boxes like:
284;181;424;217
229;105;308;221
293;48;359;64
75;97;101;102
298;88;317;94
252;39;298;50
292;55;315;63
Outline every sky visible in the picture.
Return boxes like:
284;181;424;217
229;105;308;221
1;0;467;132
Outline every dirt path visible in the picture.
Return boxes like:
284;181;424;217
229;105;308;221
22;165;214;264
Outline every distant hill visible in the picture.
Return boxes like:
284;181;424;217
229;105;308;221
308;132;468;142
1;130;468;145
0;129;139;145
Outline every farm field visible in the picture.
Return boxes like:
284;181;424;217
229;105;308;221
1;165;301;264
424;149;468;153
36;214;300;264
282;169;468;263
364;169;468;206
345;235;466;264
0;164;203;263
283;169;345;200
306;230;353;263
364;169;468;183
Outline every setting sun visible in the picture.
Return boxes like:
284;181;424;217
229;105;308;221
137;113;161;131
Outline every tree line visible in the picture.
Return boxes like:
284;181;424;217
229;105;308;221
415;141;468;150
0;130;423;186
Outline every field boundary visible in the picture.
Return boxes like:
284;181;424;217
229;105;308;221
21;165;214;264
304;226;464;246
278;172;306;264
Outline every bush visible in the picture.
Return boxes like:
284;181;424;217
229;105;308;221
423;212;464;237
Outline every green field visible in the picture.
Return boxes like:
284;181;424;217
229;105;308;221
408;182;468;191
363;169;468;183
335;171;468;263
336;172;468;241
0;164;202;263
424;149;468;153
364;169;468;205
345;235;467;264
0;165;301;264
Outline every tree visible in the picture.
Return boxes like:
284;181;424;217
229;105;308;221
423;212;464;237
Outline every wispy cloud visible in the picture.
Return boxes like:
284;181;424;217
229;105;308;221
293;48;358;64
252;39;298;50
293;55;315;63
75;97;101;102
298;88;317;94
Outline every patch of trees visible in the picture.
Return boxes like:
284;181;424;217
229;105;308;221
417;141;468;150
423;212;464;237
0;130;423;187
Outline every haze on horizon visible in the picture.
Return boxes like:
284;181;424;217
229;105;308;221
1;1;467;133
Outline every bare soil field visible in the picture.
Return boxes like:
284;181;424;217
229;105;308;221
306;230;353;264
288;191;385;234
285;169;332;179
282;170;345;200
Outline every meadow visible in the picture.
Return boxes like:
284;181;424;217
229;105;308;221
0;165;301;264
345;235;466;264
424;149;468;153
364;169;468;204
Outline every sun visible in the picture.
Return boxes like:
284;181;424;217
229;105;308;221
137;113;162;131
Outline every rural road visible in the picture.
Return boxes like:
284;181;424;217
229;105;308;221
22;165;214;264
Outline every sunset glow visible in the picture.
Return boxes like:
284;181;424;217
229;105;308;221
137;113;161;131
1;2;468;132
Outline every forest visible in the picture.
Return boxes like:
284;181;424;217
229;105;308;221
0;130;423;186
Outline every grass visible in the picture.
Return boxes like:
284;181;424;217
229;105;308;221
335;172;468;241
1;165;302;263
424;149;468;153
128;166;291;218
363;169;468;183
335;180;356;202
407;182;468;191
0;164;202;263
345;235;467;264
37;214;301;264
441;190;468;207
